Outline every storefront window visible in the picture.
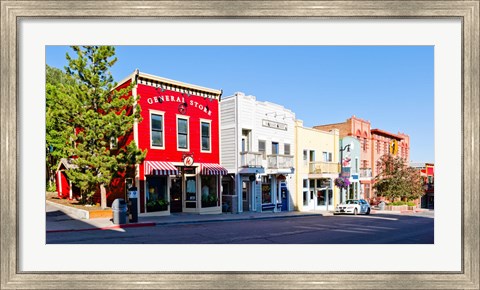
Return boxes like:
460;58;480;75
303;191;308;206
317;190;326;206
327;189;333;205
146;176;168;212
262;181;271;204
201;175;218;208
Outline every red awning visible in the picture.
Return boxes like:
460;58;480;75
200;163;228;175
144;161;179;176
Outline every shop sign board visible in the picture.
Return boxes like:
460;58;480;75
262;119;287;131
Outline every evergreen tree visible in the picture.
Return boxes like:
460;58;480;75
45;65;77;190
373;154;424;201
64;46;146;206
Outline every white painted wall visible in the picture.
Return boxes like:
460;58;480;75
221;92;296;212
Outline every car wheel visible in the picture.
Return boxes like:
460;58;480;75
353;208;358;215
366;208;371;215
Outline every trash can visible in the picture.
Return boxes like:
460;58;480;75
127;186;138;223
112;198;127;225
379;201;386;210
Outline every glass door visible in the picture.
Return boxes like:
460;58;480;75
242;181;251;212
185;175;197;209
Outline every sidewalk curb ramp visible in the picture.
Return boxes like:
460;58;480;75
46;200;90;219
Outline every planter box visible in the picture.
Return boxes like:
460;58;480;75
89;209;112;219
385;205;408;211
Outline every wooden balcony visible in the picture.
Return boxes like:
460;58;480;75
267;154;294;169
308;162;340;174
240;151;263;168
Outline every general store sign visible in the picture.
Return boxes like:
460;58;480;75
146;95;212;116
262;119;287;131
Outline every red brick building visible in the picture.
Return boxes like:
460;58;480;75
314;115;410;200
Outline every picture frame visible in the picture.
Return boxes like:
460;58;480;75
1;1;478;289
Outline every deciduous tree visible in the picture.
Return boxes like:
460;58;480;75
373;154;424;201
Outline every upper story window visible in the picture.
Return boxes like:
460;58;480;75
284;144;291;155
150;110;165;149
322;152;332;162
241;129;251;152
200;120;211;152
309;150;315;162
362;138;368;151
259;140;266;159
272;142;279;155
110;136;118;150
177;116;189;150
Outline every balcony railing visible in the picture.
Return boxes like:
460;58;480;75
359;168;372;178
308;162;340;174
267;154;294;169
240;151;263;168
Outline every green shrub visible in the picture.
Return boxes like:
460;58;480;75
390;201;406;206
46;183;56;192
407;201;416;206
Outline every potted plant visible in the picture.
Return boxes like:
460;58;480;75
146;198;169;212
334;176;350;190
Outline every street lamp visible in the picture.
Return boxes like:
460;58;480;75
340;144;351;172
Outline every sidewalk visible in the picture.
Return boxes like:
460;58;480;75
47;202;433;233
46;202;331;233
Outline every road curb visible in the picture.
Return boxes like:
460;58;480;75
47;222;156;233
152;212;330;226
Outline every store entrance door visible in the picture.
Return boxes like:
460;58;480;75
170;177;182;213
280;182;288;211
242;181;251;212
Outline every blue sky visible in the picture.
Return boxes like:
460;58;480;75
46;46;434;162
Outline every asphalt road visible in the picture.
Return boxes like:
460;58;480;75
47;212;434;244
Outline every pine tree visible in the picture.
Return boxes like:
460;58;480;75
64;46;146;206
373;154;424;201
45;65;77;190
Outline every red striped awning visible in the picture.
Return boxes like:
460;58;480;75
144;161;179;176
200;163;228;175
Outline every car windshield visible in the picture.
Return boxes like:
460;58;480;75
345;200;358;204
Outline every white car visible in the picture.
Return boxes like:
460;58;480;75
334;199;371;215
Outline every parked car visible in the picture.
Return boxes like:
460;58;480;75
334;199;371;215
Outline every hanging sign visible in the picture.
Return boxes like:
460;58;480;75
183;155;194;166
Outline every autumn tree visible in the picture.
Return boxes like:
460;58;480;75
373;154;424;201
63;46;146;207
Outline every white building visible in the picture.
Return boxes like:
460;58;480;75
220;92;296;213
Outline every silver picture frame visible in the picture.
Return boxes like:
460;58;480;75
1;1;478;289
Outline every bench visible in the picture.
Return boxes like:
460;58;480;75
261;203;282;211
262;203;275;211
